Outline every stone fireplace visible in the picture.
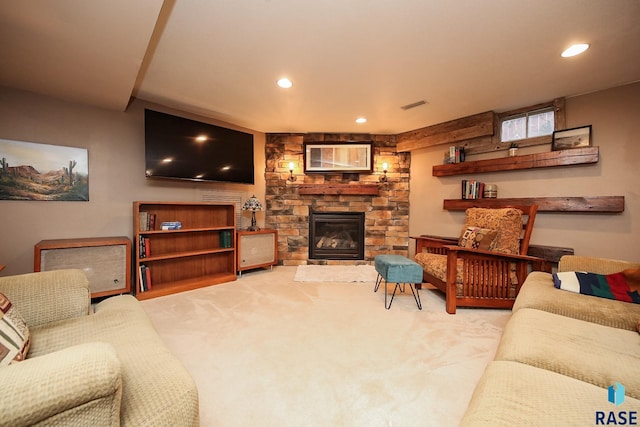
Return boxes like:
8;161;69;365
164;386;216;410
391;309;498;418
265;133;410;266
309;211;365;260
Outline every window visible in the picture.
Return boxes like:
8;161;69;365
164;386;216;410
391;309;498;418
501;108;554;142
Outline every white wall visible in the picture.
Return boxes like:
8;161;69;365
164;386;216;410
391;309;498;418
0;86;266;276
409;82;640;262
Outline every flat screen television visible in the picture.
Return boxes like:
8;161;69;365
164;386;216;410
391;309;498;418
144;109;255;184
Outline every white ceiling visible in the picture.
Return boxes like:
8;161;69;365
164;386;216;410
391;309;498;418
1;0;639;134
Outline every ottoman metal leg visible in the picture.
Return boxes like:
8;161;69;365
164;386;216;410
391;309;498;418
388;282;422;310
374;274;383;292
409;283;422;310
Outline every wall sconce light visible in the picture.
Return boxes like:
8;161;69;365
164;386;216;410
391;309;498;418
288;162;297;182
379;162;388;183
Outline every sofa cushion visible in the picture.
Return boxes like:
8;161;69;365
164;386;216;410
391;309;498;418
460;360;640;426
458;226;498;251
513;271;640;331
0;291;30;366
495;308;640;399
553;271;640;303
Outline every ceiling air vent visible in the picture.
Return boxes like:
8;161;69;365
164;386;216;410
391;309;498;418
400;100;427;110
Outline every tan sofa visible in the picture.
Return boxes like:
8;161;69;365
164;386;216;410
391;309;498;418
461;256;640;426
0;269;199;426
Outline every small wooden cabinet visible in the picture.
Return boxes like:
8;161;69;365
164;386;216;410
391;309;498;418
34;236;131;299
134;201;237;300
236;229;278;276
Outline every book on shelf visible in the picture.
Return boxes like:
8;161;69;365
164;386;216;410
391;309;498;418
161;221;182;230
461;179;485;200
138;265;152;292
138;236;150;258
138;212;156;231
446;146;465;164
219;230;233;248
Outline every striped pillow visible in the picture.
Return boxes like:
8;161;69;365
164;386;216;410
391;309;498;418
0;292;30;366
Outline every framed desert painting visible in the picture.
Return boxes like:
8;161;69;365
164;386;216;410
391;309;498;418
0;139;89;201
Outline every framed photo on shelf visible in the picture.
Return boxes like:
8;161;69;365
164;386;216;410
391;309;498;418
552;125;592;151
303;142;373;173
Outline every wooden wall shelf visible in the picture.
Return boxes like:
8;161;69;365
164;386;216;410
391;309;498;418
297;184;379;195
442;196;624;213
432;146;599;177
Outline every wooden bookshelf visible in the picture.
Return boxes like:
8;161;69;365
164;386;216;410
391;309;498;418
133;201;236;300
432;146;599;177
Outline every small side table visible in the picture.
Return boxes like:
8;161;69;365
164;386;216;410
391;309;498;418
236;229;278;276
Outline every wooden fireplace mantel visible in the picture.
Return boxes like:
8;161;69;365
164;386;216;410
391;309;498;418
297;184;380;196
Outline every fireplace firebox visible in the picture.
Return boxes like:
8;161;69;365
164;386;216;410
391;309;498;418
309;211;365;260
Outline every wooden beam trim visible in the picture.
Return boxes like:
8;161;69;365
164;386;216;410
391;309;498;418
396;111;494;152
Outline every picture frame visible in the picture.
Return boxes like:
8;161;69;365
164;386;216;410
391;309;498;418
303;142;373;173
0;138;89;201
552;125;592;151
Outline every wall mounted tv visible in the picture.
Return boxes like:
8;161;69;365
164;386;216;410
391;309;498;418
144;109;255;184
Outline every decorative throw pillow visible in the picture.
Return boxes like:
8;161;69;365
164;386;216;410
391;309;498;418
0;292;30;366
458;226;498;251
552;271;640;304
464;208;523;254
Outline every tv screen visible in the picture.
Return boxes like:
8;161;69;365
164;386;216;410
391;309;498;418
144;109;255;184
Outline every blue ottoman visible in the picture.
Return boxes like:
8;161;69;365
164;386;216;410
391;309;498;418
374;255;423;310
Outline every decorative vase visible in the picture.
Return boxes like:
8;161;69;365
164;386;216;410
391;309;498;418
508;148;518;157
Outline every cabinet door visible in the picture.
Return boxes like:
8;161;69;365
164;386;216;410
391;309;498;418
39;245;129;296
239;232;276;268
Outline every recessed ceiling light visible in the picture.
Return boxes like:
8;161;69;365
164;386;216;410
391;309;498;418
277;78;293;88
562;43;589;58
195;135;208;142
355;117;367;124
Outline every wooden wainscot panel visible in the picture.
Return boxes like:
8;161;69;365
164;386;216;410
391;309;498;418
297;184;379;195
396;111;494;152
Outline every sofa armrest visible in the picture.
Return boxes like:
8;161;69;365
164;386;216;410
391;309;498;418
558;255;640;274
0;269;91;327
0;342;122;427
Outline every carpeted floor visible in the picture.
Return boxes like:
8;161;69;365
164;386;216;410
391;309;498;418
140;266;511;427
294;264;378;282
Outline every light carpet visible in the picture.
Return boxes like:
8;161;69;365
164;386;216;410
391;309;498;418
294;264;378;282
140;266;511;427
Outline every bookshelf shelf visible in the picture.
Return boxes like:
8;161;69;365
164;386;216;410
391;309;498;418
133;201;237;300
